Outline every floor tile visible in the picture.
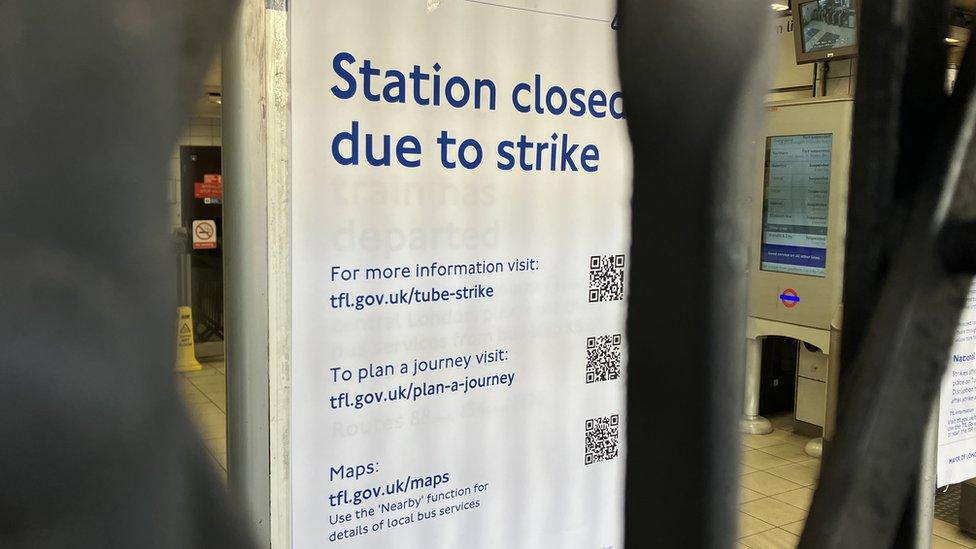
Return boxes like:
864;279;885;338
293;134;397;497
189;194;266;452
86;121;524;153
774;432;813;448
767;461;820;487
201;421;226;441
206;452;222;472
740;487;765;504
188;400;222;417
207;389;227;407
781;520;805;536
739;511;775;538
192;411;226;433
206;437;227;470
740;527;800;549
182;367;222;379
740;497;807;527
182;359;229;475
741;471;803;496
761;443;812;463
934;535;972;549
190;377;226;394
743;433;790;450
769;413;795;430
741;464;758;475
772;488;816;511
179;385;211;405
743;449;792;471
934;519;976;548
205;436;226;456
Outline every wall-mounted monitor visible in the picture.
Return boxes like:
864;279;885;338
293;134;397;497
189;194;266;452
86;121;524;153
749;98;851;332
760;133;832;278
791;0;858;64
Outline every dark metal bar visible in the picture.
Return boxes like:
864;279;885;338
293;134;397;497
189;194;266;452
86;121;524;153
800;0;976;544
838;2;952;547
0;1;252;546
616;2;769;546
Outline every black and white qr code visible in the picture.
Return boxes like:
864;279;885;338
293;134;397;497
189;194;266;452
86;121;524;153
588;255;625;302
586;334;622;384
585;414;620;466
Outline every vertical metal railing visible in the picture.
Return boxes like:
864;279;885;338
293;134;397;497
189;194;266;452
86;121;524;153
618;0;976;547
797;0;976;547
616;1;771;546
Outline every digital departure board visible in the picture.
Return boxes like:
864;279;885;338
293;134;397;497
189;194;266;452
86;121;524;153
760;133;832;277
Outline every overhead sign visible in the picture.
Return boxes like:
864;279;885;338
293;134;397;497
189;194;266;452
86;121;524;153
291;1;631;547
191;219;217;250
937;283;976;486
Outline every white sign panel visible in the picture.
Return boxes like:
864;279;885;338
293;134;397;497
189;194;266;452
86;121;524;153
192;219;217;250
291;1;631;547
937;283;976;486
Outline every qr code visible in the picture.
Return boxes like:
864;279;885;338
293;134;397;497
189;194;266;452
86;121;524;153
588;255;625;302
586;334;622;383
585;414;620;465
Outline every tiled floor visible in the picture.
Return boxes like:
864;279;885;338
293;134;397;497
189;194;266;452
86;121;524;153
737;420;817;548
177;358;227;481
738;414;976;548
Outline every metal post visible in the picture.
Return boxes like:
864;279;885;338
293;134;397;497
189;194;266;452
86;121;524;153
798;0;975;544
223;1;272;545
173;227;193;308
742;337;773;434
0;0;252;546
617;1;769;546
178;254;193;308
914;403;939;549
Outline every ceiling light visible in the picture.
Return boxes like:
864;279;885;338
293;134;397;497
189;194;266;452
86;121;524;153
771;3;789;11
946;37;961;44
207;92;222;105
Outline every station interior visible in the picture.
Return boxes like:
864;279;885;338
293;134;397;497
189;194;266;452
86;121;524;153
58;0;976;548
169;3;976;547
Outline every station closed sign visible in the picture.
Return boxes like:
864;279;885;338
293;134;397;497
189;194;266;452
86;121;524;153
291;2;632;546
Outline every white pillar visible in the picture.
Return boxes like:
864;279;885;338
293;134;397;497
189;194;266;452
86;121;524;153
740;336;773;435
223;0;291;546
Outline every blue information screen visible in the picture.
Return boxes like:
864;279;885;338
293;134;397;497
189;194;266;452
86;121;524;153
760;134;832;277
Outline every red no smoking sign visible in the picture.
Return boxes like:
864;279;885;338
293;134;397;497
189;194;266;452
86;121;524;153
192;220;217;250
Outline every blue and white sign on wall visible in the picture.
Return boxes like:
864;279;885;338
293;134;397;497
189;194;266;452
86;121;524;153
290;1;632;547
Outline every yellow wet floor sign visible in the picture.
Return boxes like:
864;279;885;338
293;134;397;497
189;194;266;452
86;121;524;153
175;306;203;372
